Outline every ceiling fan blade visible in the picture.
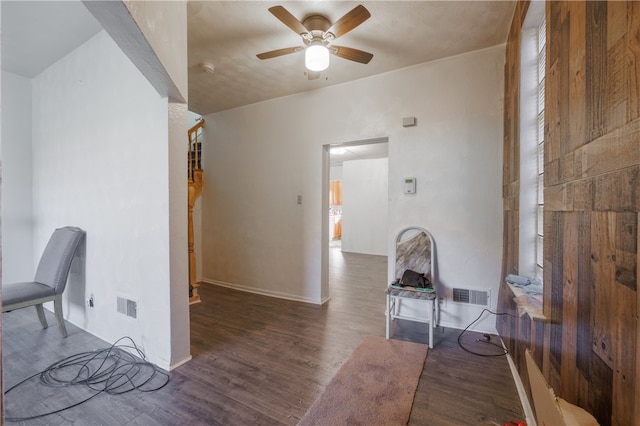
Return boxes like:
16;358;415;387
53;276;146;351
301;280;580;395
326;5;371;39
330;45;373;64
307;70;320;80
257;46;304;60
268;5;309;35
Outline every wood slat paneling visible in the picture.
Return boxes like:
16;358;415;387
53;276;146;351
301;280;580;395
500;2;639;425
591;212;616;370
576;212;593;376
561;212;578;402
585;0;608;141
568;1;587;152
628;1;640;121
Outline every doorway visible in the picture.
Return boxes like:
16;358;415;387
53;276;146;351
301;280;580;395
324;137;389;300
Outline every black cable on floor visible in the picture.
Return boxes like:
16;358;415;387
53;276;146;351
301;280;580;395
5;336;170;422
457;308;515;357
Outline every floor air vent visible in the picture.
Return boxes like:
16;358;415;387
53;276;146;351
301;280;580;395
117;296;138;319
452;288;490;306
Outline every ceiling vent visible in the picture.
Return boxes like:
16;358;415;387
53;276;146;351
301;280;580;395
452;288;490;307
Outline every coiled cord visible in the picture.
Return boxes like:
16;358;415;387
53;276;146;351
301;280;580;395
5;336;170;422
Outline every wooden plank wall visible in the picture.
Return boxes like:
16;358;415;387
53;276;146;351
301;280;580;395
497;2;640;426
1;163;4;424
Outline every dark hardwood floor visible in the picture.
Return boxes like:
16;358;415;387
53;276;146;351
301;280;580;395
3;247;524;425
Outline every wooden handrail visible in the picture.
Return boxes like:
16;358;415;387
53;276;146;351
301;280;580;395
188;119;205;135
188;118;205;304
188;119;205;181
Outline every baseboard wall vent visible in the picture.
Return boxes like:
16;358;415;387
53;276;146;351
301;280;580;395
452;288;490;307
117;296;138;319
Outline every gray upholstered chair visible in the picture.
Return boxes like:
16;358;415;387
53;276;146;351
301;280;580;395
2;226;85;337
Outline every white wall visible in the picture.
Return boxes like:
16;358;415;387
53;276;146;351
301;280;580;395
329;165;342;181
167;101;190;367
123;0;188;103
202;45;505;332
120;0;191;367
187;110;202;129
341;158;388;256
29;30;178;369
385;49;505;333
1;72;33;283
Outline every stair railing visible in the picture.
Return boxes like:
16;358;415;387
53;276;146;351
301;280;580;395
188;119;205;181
187;119;205;304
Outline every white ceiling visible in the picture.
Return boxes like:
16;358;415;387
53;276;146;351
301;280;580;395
1;1;515;114
188;1;516;115
330;142;388;168
1;1;102;78
1;1;514;166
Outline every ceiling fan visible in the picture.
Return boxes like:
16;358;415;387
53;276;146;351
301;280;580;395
256;4;374;79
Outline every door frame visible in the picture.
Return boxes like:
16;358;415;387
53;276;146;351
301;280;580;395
321;137;389;302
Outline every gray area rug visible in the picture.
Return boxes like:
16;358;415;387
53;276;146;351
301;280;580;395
299;335;428;426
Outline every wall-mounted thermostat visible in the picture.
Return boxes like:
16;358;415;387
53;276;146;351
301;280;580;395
404;177;416;194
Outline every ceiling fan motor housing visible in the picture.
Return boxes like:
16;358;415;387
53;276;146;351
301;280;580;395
302;15;331;32
302;15;333;44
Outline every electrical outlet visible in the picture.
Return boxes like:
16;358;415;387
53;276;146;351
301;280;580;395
438;296;446;307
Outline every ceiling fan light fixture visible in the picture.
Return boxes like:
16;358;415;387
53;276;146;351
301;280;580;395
305;42;330;71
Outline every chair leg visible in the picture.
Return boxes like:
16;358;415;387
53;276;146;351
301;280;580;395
53;296;68;338
386;295;391;339
36;304;48;329
428;300;434;349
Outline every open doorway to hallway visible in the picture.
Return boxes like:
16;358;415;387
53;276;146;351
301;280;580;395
326;138;389;300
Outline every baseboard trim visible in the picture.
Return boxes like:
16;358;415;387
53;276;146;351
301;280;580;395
501;338;537;426
201;279;324;305
168;355;193;372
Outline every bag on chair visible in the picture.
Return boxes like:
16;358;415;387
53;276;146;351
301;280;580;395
400;270;431;289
